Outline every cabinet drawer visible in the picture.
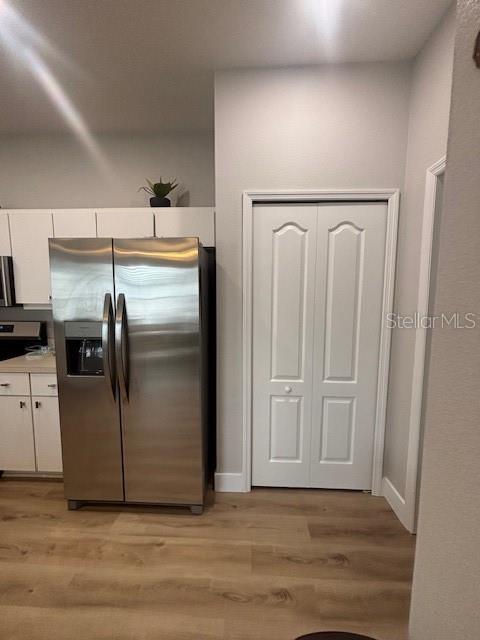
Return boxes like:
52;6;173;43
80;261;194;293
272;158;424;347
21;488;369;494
0;373;30;396
30;373;58;396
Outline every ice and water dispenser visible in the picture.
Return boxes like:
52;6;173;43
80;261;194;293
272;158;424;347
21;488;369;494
65;321;104;376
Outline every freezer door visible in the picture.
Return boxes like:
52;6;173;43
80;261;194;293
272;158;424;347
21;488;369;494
114;237;204;505
49;238;124;501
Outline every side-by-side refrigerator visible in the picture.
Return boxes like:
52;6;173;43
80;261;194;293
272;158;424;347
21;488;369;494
49;237;215;514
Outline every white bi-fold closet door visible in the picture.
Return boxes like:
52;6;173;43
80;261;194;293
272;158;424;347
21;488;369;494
252;202;387;490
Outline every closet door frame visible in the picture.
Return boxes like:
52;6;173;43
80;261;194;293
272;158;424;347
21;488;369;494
242;189;400;495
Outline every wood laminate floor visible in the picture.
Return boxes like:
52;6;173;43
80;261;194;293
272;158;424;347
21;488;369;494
0;480;415;640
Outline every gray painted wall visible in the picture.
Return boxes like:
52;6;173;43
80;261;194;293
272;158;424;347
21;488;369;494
214;63;411;474
410;1;480;636
384;6;455;497
0;132;214;208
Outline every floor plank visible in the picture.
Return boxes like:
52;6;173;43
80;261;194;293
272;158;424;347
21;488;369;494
308;515;415;546
252;542;414;582
0;605;225;640
0;480;415;640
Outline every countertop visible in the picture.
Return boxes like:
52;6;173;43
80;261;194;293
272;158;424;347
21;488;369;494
0;353;57;374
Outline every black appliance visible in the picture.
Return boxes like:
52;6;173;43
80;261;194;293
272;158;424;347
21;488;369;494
0;321;47;361
0;257;15;307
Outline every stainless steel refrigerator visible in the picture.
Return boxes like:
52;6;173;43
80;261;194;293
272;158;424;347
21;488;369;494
49;237;214;514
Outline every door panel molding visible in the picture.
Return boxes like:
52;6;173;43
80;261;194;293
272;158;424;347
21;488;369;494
270;222;308;381
320;396;355;463
323;222;365;382
269;395;303;462
241;189;400;495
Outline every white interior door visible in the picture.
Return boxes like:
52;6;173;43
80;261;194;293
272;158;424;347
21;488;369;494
252;202;387;490
310;203;387;489
252;204;317;487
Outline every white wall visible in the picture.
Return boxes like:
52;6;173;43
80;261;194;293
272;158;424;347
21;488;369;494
214;63;411;476
0;132;214;208
410;1;480;636
383;7;455;501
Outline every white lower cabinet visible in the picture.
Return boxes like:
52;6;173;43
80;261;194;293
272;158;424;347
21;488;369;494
0;396;36;472
0;373;62;474
32;396;62;473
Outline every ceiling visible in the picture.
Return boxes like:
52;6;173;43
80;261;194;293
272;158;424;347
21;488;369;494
0;0;452;134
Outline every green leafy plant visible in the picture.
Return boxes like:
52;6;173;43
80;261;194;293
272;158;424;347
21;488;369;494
138;177;178;198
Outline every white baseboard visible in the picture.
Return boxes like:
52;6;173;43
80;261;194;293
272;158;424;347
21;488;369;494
382;476;413;533
214;472;247;492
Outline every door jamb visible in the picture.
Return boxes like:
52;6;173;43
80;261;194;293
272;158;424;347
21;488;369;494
402;156;446;531
242;189;400;494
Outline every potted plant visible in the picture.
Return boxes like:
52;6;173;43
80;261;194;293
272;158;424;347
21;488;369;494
138;178;179;207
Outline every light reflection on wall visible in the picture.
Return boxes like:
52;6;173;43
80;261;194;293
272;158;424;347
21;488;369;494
0;0;112;178
302;0;346;60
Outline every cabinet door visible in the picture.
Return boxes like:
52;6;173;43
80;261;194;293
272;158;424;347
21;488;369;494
155;207;215;245
8;210;54;304
96;209;153;237
32;396;62;473
0;396;36;471
53;209;96;238
0;212;12;255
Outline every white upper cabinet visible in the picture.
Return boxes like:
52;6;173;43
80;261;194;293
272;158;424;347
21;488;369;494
53;209;96;237
155;207;215;246
3;207;210;305
96;208;154;238
0;213;12;255
8;210;54;304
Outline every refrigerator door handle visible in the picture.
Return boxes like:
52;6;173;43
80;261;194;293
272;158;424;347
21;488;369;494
115;293;129;402
102;293;116;399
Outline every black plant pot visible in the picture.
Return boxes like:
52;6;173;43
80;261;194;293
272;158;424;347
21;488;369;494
149;196;171;207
